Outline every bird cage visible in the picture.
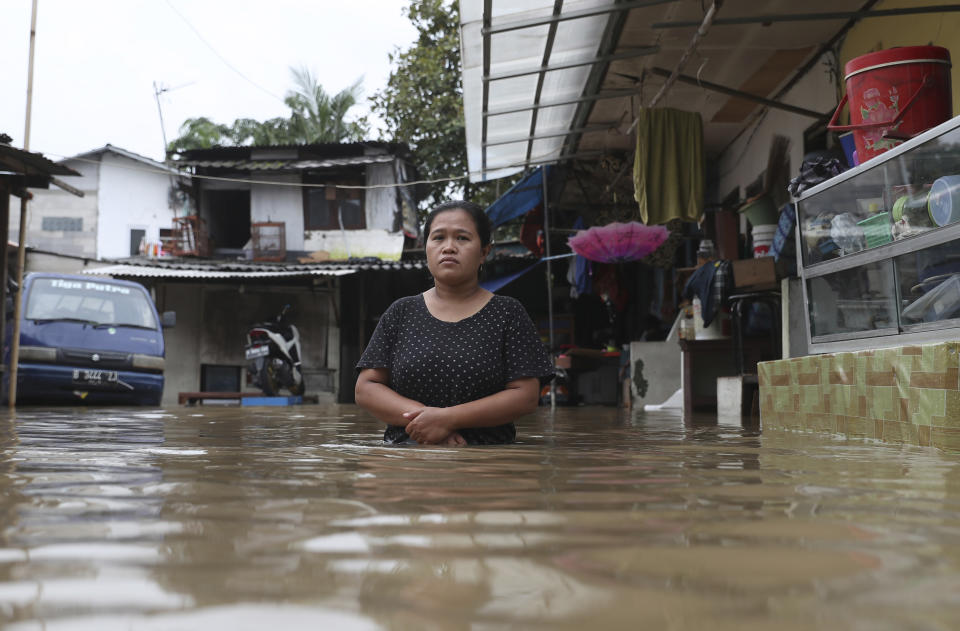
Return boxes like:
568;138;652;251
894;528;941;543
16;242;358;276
251;222;286;261
170;215;210;257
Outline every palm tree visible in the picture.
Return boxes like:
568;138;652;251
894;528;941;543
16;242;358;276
284;66;368;143
167;67;369;153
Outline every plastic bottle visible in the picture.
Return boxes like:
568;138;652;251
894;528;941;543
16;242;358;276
830;213;865;255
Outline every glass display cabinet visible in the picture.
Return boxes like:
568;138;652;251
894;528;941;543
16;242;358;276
797;114;960;353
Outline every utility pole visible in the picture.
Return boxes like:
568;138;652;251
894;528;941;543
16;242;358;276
153;81;193;224
153;81;170;152
153;80;193;157
9;0;40;408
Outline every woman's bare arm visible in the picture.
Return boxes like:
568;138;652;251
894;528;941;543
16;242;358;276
354;367;423;426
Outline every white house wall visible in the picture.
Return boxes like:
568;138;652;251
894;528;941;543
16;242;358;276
250;174;304;250
715;53;838;210
302;229;405;260
10;158;99;258
96;152;175;260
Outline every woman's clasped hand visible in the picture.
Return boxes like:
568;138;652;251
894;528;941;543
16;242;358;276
401;407;467;446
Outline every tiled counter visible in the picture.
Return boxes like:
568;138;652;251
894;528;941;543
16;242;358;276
757;342;960;451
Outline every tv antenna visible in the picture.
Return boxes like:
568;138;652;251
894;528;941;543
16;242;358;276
153;80;195;156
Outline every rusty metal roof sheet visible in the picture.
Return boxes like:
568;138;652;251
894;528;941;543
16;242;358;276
84;265;357;279
82;258;427;280
0;144;80;177
173;154;396;171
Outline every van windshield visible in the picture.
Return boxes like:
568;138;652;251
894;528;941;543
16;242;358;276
25;278;158;329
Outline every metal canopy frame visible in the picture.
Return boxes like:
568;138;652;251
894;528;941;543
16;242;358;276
652;4;960;28
525;1;565;165
483;124;616;148
486;88;640;118
483;0;678;35
485;46;659;83
645;67;825;119
472;0;956;181
478;0;680;177
564;0;634;168
716;0;880;157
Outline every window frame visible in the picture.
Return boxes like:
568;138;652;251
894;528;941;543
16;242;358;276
302;175;366;231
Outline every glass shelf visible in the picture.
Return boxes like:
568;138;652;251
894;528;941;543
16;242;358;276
798;123;960;266
797;115;960;352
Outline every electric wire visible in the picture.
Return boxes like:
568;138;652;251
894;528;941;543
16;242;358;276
163;0;287;104
37;142;583;191
40;150;467;191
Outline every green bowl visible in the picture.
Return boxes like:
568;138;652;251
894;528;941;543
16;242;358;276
738;194;778;226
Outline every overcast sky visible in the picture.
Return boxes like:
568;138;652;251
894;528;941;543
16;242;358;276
0;0;418;163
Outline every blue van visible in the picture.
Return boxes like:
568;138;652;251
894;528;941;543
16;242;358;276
3;273;173;405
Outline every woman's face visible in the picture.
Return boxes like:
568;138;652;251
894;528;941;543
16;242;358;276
425;209;491;285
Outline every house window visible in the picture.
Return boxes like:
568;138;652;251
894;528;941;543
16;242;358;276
130;229;146;256
42;217;82;231
303;185;365;230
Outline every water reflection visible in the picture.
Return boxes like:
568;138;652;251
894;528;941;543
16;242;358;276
0;406;958;629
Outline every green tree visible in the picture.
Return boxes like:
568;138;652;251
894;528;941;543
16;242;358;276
167;117;231;152
372;0;500;211
167;68;369;154
285;67;368;144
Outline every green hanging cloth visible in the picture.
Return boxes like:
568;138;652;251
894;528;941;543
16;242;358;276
633;108;704;225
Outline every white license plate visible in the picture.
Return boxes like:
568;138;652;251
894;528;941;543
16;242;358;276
72;369;119;384
245;346;269;359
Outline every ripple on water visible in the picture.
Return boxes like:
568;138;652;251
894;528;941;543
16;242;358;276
0;406;958;630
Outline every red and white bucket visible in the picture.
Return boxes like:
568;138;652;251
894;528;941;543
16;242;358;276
828;46;952;162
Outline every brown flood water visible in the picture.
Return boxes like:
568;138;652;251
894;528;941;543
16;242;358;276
0;405;959;630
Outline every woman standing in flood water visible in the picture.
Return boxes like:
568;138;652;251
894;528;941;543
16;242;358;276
355;200;554;445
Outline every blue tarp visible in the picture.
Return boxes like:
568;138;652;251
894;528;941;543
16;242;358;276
480;253;575;293
484;165;554;228
571;217;591;296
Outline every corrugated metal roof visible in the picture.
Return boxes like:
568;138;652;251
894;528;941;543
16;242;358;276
69;144;185;176
0;144;80;177
83;264;358;279
174;154;396;171
82;258;427;280
172;141;408;160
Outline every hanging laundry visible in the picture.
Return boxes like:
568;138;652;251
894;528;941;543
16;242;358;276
633;108;704;225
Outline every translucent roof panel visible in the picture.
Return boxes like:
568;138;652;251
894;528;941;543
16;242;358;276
461;0;615;182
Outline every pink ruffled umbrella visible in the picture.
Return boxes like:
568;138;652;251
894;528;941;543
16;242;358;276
567;221;669;263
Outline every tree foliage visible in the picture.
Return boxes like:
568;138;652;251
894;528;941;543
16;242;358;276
167;67;369;154
286;67;367;144
372;0;500;210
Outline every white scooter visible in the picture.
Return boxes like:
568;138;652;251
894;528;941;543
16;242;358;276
244;304;305;396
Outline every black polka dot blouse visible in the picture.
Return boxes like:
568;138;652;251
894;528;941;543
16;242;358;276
356;293;555;445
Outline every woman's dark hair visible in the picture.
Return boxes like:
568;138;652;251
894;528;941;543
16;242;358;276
423;200;492;247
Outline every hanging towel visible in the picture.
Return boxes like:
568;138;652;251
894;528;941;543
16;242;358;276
633;108;704;225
